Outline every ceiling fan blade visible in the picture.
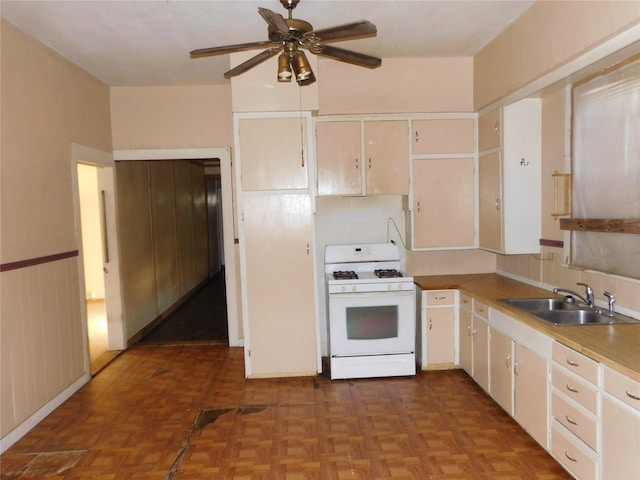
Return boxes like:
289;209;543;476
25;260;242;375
258;7;289;34
313;45;381;69
223;46;283;78
190;40;276;58
306;20;377;43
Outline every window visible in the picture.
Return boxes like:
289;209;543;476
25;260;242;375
569;56;640;279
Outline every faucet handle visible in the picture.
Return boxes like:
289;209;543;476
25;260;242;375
577;282;594;305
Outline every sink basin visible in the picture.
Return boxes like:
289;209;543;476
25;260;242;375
502;297;580;311
532;310;615;326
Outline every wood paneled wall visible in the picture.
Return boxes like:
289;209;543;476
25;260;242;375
116;160;209;340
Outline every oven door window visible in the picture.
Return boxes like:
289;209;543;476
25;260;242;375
346;306;398;340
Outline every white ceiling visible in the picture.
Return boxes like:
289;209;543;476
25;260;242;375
0;0;535;86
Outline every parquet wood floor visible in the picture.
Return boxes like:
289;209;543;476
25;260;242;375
1;346;570;479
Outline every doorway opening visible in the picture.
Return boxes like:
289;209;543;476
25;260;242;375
73;144;126;376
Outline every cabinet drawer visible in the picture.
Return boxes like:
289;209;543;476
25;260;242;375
473;300;489;318
426;290;455;306
459;293;472;311
604;366;640;411
552;364;599;414
552;342;599;386
552;392;598;452
551;423;598;480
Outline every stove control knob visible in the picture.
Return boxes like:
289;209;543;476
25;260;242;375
341;286;346;292
387;284;392;291
352;286;357;292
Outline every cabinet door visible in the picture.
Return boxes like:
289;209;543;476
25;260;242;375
412;119;475;155
413;158;475;248
239;117;308;191
459;307;473;376
316;121;362;195
426;307;455;365
364;120;409;194
478;108;501;152
242;193;317;377
490;328;514;415
515;343;548;448
602;396;640;479
479;152;503;251
472;317;489;392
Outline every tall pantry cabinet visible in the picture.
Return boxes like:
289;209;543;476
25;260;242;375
235;112;319;378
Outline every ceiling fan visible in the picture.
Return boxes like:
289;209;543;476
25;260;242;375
190;0;381;86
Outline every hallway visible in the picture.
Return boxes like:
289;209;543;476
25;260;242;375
0;345;569;479
137;269;229;345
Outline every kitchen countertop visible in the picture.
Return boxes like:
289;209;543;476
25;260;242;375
414;273;640;382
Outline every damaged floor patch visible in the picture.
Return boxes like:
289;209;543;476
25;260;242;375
3;450;87;479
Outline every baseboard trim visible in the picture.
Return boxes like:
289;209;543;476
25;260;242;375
1;373;91;454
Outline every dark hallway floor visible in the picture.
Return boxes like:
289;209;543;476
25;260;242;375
137;269;228;345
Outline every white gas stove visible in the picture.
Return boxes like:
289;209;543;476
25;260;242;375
324;243;416;380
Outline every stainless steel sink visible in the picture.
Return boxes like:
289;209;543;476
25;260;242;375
532;309;615;326
502;297;579;311
502;297;639;326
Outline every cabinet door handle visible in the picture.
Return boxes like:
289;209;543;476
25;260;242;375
368;158;372;170
505;354;511;369
564;451;577;463
514;360;519;376
626;390;640;401
415;130;419;142
417;201;421;213
494;121;499;133
566;384;579;393
429;319;432;331
306;243;310;255
355;157;359;169
495;198;501;211
565;415;578;426
566;358;580;367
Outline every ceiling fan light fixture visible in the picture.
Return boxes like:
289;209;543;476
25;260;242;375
277;52;292;82
291;51;313;82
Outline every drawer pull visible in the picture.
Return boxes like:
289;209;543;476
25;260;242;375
435;296;446;300
564;451;578;463
566;358;580;367
626;390;640;401
565;415;578;426
566;384;579;393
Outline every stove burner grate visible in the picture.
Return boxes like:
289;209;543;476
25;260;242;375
333;270;358;280
374;269;403;278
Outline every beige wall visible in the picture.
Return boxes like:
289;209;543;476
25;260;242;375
1;19;111;442
110;85;233;150
474;1;640;109
319;57;474;114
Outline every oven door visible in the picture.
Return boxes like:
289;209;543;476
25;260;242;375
329;290;415;357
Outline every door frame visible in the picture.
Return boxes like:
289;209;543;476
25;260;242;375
113;147;240;347
71;144;126;374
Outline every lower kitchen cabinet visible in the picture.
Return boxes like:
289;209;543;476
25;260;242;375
418;290;456;368
602;366;640;479
459;296;473;376
472;301;490;392
514;343;548;448
241;193;317;377
490;328;514;415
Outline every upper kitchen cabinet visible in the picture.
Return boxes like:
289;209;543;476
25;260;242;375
478;99;541;254
238;115;309;191
406;116;476;250
315;118;409;196
412;118;475;155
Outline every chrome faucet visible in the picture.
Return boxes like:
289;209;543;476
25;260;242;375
553;286;592;307
603;291;616;317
